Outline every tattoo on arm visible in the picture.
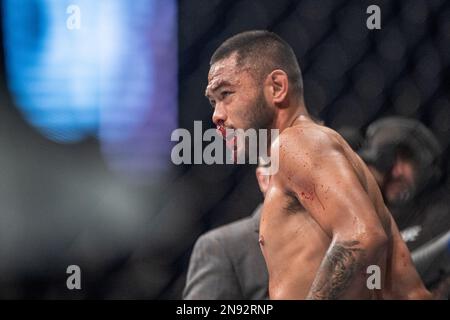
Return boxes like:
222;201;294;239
307;240;365;300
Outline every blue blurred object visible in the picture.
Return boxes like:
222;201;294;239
2;0;178;176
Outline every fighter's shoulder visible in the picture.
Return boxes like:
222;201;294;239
277;122;341;160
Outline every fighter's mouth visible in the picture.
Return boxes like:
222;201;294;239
216;125;234;140
216;125;237;150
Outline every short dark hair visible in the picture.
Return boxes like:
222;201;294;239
210;30;303;97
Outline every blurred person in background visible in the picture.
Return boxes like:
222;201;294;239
183;160;270;299
359;117;450;299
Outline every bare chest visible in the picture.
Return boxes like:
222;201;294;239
259;187;330;260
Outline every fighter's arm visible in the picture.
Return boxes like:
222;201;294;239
277;128;388;299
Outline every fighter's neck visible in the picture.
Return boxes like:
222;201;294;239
272;102;310;133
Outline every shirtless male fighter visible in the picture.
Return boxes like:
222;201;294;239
205;30;432;299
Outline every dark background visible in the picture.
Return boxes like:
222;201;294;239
0;0;449;298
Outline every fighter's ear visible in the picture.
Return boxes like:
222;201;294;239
267;69;289;106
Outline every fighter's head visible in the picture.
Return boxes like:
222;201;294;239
205;30;303;157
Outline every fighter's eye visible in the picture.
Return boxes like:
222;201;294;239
209;99;216;108
221;91;233;99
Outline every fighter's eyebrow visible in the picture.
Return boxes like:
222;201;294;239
205;80;232;98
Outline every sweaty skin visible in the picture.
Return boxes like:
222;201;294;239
259;117;431;300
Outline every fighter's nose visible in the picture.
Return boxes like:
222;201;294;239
212;104;226;126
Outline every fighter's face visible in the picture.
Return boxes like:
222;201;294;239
383;155;418;206
205;54;274;159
